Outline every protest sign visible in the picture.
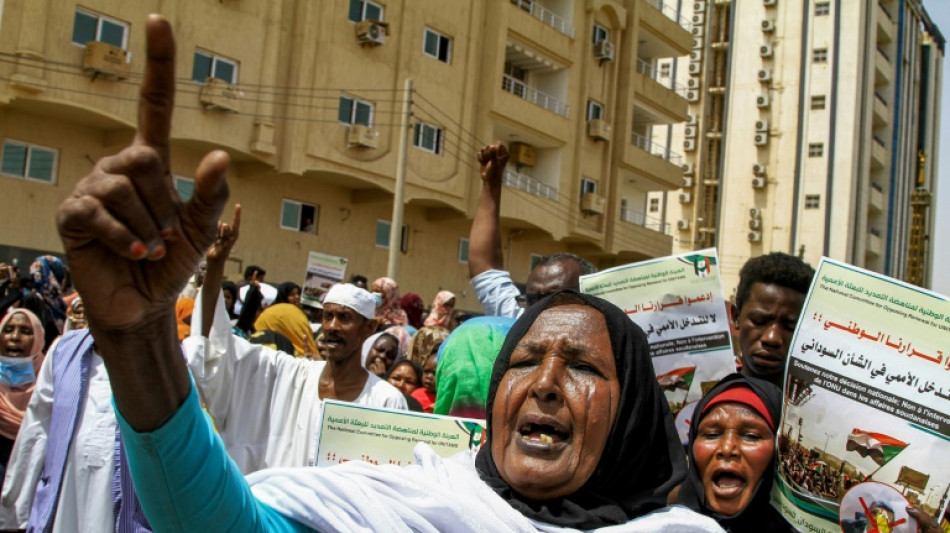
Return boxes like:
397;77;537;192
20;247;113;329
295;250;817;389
772;258;950;533
579;248;736;414
302;251;347;306
315;400;486;467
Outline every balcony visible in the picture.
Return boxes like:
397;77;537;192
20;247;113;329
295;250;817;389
633;59;689;122
639;0;693;57
509;0;574;38
871;134;888;169
869;181;884;213
609;207;673;258
873;92;889;127
620;206;670;234
866;227;882;256
619;132;684;189
876;2;894;43
632;132;684;167
874;45;891;85
504;168;558;200
501;74;570;118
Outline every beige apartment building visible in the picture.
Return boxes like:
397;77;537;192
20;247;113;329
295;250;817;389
0;0;693;310
652;0;944;296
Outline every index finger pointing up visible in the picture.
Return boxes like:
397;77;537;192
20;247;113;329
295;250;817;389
134;15;176;169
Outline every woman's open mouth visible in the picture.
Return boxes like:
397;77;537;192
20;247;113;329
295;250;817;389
711;469;747;498
516;415;570;452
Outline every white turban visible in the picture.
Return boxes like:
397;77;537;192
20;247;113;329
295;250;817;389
323;283;376;320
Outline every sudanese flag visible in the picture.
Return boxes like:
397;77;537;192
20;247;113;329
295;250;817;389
846;428;908;467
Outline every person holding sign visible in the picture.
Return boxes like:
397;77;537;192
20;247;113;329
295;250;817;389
53;18;723;530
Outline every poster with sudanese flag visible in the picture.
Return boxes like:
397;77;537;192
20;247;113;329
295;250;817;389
579;248;736;415
772;258;950;533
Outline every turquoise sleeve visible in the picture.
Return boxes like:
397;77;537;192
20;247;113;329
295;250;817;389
114;383;311;533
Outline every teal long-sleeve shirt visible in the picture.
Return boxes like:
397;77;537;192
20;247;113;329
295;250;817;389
115;383;310;533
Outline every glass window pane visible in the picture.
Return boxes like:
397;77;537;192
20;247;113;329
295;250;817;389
438;38;450;62
72;11;98;45
458;239;469;262
349;0;363;22
26;148;55;182
192;52;212;82
1;143;27;176
339;97;353;123
424;30;439;56
375;221;390;247
213;59;235;83
100;20;126;48
421;126;435;149
281;201;300;229
354;102;372;126
365;3;382;21
175;178;195;201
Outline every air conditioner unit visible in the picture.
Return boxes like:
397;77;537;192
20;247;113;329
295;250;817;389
756;94;771;108
758;69;772;82
752;163;767;176
588;119;612;141
692;13;705;25
691;25;704;37
82;41;132;80
750;207;762;219
683;176;694;188
347;124;379;148
683;162;695;175
677;219;691;230
199;77;241;113
693;37;704;49
749;218;763;230
693;1;706;12
684;139;697;152
754;132;769;146
594;40;615;63
686;90;700;102
687;114;698;126
687;78;701;89
762;19;776;32
751;177;766;189
763;0;778;6
355;19;388;46
759;44;774;58
688;62;702;75
679;192;693;204
580;192;606;215
755;120;769;132
684;126;697;138
509;143;536;168
690;50;703;62
748;231;762;242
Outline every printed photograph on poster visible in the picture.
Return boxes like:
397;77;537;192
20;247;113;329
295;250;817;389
772;258;950;531
838;482;915;533
302;251;347;306
579;248;736;414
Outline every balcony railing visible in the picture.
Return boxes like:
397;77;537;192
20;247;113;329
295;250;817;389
504;168;559;200
877;45;890;63
620;206;670;234
501;74;570;118
509;0;574;38
643;0;692;31
631;132;684;167
874;92;888;108
636;58;688;97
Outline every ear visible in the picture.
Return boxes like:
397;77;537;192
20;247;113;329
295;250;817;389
730;302;740;328
363;318;379;336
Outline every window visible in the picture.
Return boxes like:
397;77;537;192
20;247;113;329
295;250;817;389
174;176;194;201
458;238;469;263
586;100;604;122
808;143;824;157
423;28;451;63
805;194;821;209
810;95;826;110
580;178;598;199
375;220;408;251
349;0;384;22
413;121;443;154
815;2;830;16
339;96;374;126
649;198;660;213
659;63;671;78
192;51;238;84
72;9;129;49
1;140;57;184
281;199;318;234
813;48;828;63
592;24;609;44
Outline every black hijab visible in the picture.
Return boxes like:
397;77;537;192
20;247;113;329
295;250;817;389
275;282;301;305
677;373;793;533
474;291;687;529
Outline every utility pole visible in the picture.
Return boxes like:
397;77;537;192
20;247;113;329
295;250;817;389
387;78;413;280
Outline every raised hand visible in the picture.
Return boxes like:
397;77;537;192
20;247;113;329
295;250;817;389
477;142;509;186
56;15;230;334
206;204;242;265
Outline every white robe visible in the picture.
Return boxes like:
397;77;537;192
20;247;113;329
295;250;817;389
248;442;726;533
184;291;407;474
0;340;118;532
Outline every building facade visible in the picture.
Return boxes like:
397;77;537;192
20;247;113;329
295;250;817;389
0;0;692;310
654;0;943;296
